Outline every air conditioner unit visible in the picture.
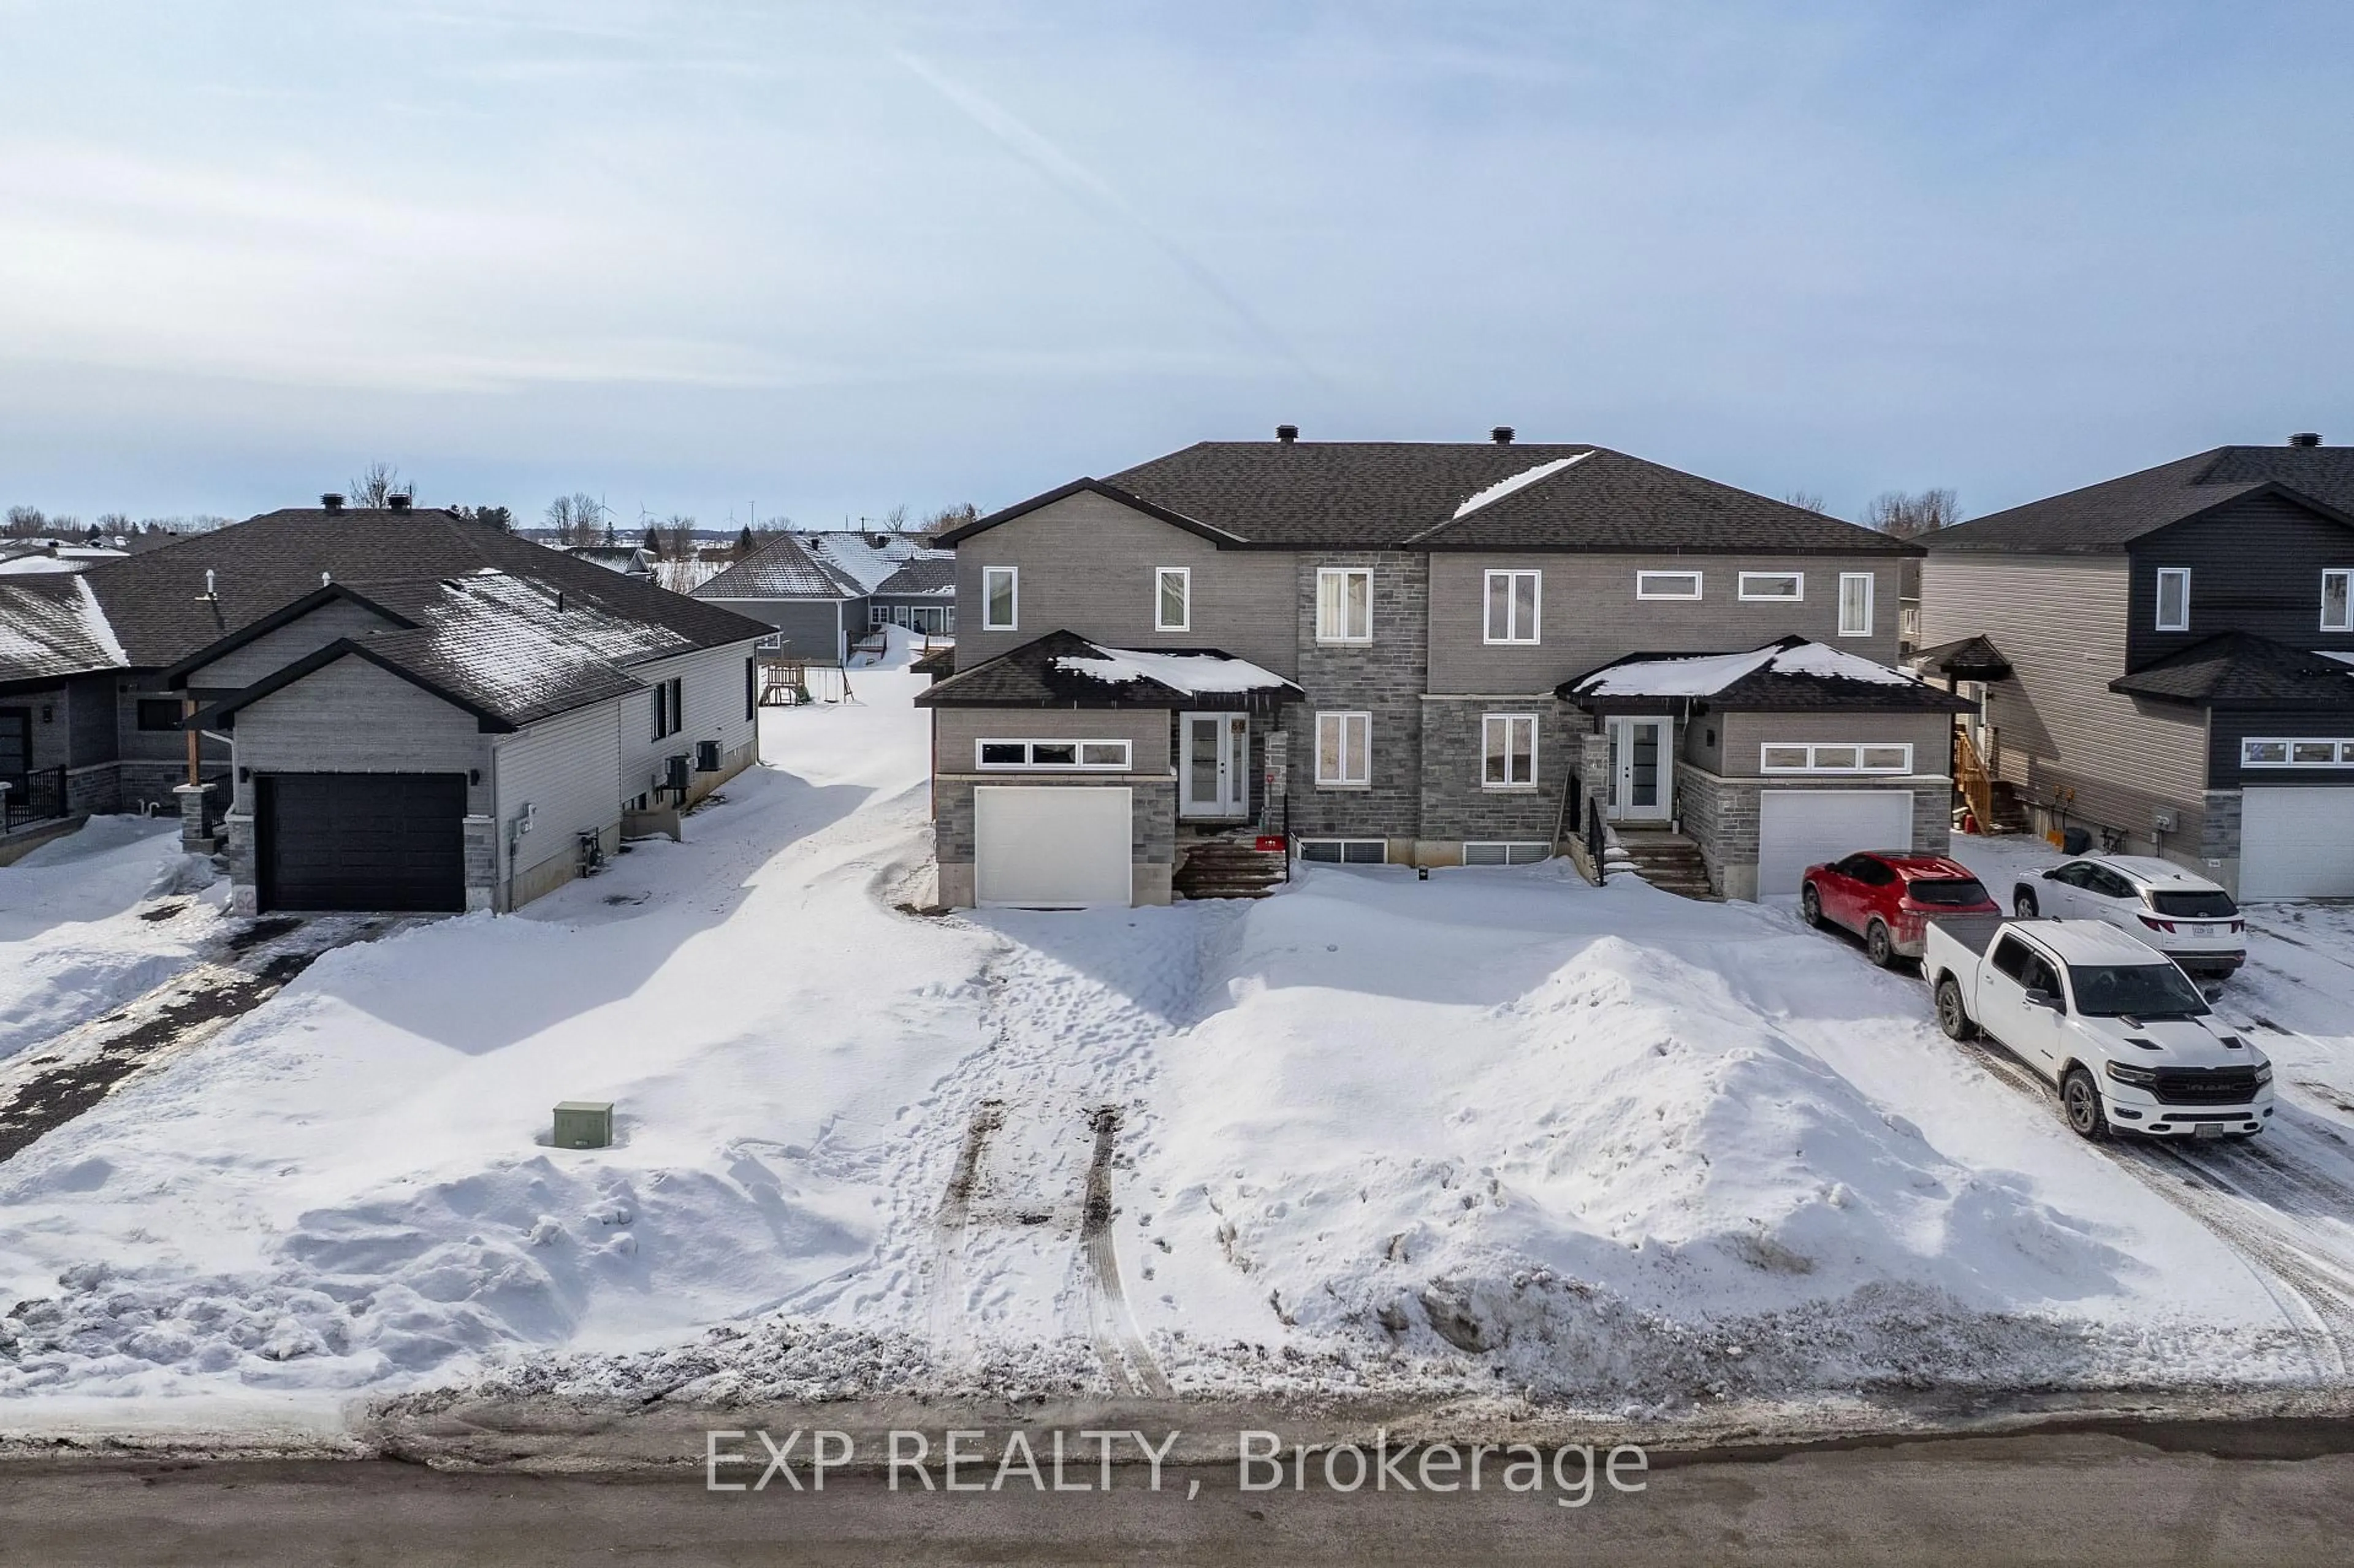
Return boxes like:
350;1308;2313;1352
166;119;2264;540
663;753;690;797
553;1101;613;1149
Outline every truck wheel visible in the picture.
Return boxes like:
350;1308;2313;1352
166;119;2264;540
1866;920;1899;969
2014;888;2039;918
2062;1068;2111;1141
1935;976;1977;1040
1800;884;1825;928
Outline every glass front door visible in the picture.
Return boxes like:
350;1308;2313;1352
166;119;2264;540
1179;713;1249;818
1608;716;1672;822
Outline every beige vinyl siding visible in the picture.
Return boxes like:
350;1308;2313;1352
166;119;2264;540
227;657;492;817
931;707;1172;775
493;700;625;886
180;599;405;693
951;492;1298;675
617;642;761;806
1426;553;1904;691
1919;553;2208;843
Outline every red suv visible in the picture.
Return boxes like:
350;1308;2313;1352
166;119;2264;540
1801;852;1999;967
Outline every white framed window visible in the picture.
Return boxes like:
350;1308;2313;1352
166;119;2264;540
1298;838;1387;865
1759;742;1913;774
2241;737;2354;768
981;566;1019;631
1482;569;1541;643
2155;568;2190;631
1463;842;1551;866
2322;569;2352;633
1637;569;1702;601
1155;566;1190;631
975;738;1132;771
1314;710;1371;787
1738;571;1805;601
1481;713;1537;789
1316;568;1373;643
1837;572;1875;636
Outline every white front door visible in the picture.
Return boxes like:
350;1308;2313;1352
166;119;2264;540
1179;713;1249;819
1608;716;1673;822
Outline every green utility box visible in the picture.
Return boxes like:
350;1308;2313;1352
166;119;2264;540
553;1101;614;1149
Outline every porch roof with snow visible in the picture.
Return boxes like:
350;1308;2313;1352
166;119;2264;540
913;630;1303;712
1560;636;1974;714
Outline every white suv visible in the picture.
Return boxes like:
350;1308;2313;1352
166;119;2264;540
2011;855;2244;982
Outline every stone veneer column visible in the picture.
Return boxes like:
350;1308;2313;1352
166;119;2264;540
463;814;499;913
172;782;210;853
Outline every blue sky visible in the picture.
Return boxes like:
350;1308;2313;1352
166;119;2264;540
2;1;2348;530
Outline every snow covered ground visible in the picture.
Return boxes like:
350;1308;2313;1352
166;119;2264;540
4;640;2352;1433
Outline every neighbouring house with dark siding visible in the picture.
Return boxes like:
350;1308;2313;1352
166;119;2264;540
1917;435;2354;899
0;499;769;910
918;430;1956;907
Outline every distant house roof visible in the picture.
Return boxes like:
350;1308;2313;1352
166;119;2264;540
799;530;943;593
558;544;655;577
0;576;128;685
941;443;1916;555
915;630;1302;711
872;557;956;597
1925;444;2354;554
1560;635;1971;713
2108;632;2354;710
74;506;767;668
692;533;867;601
1911;633;2013;682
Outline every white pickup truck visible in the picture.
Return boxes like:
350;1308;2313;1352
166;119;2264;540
1922;915;2274;1142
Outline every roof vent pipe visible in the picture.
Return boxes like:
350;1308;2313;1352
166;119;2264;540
1491;425;1515;444
321;492;345;512
387;493;413;512
2290;432;2322;447
204;569;216;599
1275;424;1298;444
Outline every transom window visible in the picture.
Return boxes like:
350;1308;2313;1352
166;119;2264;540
1483;569;1541;643
1759;742;1913;774
1155;566;1190;631
1482;713;1537;788
2323;569;2352;633
2155;568;2190;632
1636;569;1702;601
2241;737;2354;768
1315;710;1371;787
1738;571;1804;601
976;738;1131;771
981;566;1019;631
1837;573;1875;637
1316;568;1373;642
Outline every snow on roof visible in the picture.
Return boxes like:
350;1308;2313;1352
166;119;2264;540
1050;644;1294;695
1450;452;1591;520
1572;639;1919;699
0;554;84;575
798;531;948;594
2317;649;2354;669
0;576;128;680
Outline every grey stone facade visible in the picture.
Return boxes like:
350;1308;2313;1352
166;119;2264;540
1285;551;1428;847
1414;696;1577;851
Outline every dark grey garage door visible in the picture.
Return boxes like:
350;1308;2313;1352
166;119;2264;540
259;773;467;912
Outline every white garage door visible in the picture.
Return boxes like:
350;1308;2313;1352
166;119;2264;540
2240;787;2354;900
973;786;1133;908
1756;790;1915;897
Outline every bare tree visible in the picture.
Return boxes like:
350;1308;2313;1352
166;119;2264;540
881;503;911;533
1783;490;1829;514
918;501;981;541
661;514;696;560
4;505;48;537
544;492;608;547
96;512;132;535
349;462;407;508
1864;487;1963;539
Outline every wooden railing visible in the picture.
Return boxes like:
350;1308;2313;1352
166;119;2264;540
1954;726;1995;834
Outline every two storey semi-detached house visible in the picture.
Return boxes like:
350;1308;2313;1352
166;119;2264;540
918;433;1964;907
1918;435;2354;900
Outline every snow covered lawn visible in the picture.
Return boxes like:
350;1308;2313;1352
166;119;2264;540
4;644;2351;1431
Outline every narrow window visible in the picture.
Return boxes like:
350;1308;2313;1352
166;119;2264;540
1155;567;1190;631
1838;573;1875;636
1738;571;1804;601
1316;568;1373;643
1315;710;1371;786
1483;569;1541;643
2155;568;2190;632
1636;570;1702;601
1482;714;1537;788
2322;569;2352;633
981;566;1018;631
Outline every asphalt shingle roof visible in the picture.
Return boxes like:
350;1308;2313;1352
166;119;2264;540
692;534;867;600
2108;632;2354;710
872;557;956;596
949;441;1914;554
78;508;768;668
1560;635;1972;713
1926;444;2354;554
0;577;127;683
915;630;1301;711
